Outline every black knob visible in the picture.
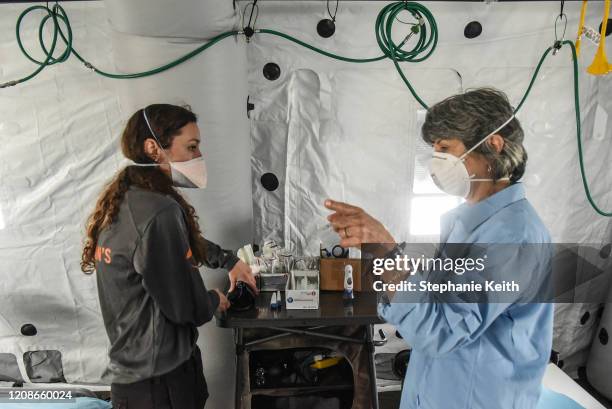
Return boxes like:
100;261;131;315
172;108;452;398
317;18;336;38
580;311;590;325
261;172;279;191
464;21;482;39
20;324;37;336
263;63;281;81
599;19;612;37
244;26;255;38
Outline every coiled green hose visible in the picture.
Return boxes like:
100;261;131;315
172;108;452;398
2;2;610;216
6;3;239;85
375;2;437;108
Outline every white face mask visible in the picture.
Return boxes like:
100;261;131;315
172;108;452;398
140;108;207;189
428;115;515;198
169;156;207;189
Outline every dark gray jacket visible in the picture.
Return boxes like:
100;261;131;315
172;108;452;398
95;186;239;384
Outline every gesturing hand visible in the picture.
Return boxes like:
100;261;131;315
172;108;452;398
324;199;396;248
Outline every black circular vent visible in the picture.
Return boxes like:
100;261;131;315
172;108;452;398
21;324;37;336
464;21;482;39
263;63;281;81
580;311;590;325
317;18;336;38
261;172;279;191
599;19;612;37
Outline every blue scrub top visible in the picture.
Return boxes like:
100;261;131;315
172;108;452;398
379;183;554;409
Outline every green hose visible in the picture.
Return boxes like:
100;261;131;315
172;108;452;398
11;5;67;86
509;39;611;217
5;3;239;85
259;2;437;109
566;41;612;217
2;2;610;216
256;29;386;63
375;2;438;109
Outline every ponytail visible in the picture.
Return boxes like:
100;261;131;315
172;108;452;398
81;166;208;273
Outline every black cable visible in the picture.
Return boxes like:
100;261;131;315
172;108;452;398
327;0;339;22
247;0;258;29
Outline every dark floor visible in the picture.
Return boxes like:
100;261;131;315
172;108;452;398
576;367;612;409
379;391;401;409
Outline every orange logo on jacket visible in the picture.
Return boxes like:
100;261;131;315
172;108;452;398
95;246;112;264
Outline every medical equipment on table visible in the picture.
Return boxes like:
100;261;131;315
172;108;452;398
227;281;257;312
286;269;320;310
343;264;354;302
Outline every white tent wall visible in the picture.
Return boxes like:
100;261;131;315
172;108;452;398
0;0;611;401
0;2;122;384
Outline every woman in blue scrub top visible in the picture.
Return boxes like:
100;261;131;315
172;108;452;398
325;88;553;409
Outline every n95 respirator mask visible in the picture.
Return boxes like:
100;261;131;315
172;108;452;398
428;115;515;198
141;108;207;189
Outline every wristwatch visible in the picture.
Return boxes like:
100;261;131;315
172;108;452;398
384;241;407;260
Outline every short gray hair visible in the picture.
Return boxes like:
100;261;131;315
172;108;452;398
421;87;527;183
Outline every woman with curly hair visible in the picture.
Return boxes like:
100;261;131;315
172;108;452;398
81;104;256;409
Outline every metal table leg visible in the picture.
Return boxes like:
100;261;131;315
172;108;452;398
366;324;380;409
235;328;244;409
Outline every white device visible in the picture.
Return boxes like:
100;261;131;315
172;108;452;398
276;291;282;310
343;264;354;301
286;270;319;310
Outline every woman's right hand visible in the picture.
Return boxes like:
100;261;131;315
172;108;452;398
214;289;231;313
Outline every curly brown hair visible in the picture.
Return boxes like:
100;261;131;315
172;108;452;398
81;104;208;273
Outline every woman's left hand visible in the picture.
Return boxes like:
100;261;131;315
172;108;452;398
325;199;396;248
228;260;259;294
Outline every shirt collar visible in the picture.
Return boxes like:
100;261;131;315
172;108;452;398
444;183;526;234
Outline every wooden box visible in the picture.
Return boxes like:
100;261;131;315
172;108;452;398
319;258;362;292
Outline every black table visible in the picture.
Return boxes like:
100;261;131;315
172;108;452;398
217;291;383;409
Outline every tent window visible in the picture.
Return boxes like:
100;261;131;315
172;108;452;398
410;195;461;236
410;136;461;237
0;353;24;383
23;350;66;383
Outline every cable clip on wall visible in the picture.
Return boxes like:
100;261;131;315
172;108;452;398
552;1;567;56
241;0;259;41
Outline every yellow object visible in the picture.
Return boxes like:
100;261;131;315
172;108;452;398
575;0;588;56
310;356;343;370
587;0;611;75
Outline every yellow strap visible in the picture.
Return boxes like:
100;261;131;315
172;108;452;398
309;356;342;369
575;0;588;56
587;0;611;75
